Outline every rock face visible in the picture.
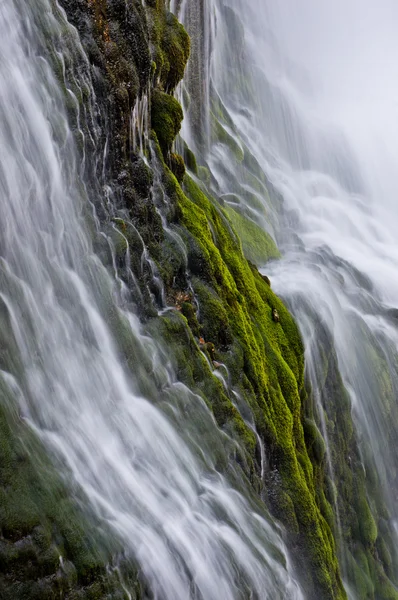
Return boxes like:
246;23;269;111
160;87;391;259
1;2;393;600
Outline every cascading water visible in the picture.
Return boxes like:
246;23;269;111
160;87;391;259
178;0;398;596
0;0;306;598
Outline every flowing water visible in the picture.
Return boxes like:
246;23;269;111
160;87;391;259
3;0;398;596
178;0;398;595
0;0;305;598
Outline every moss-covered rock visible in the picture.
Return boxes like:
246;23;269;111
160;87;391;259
147;163;346;598
147;6;190;92
151;90;183;157
169;152;186;182
224;205;280;265
181;142;198;174
0;394;137;598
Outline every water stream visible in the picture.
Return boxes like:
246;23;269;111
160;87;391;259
178;0;398;595
2;0;398;596
0;0;303;598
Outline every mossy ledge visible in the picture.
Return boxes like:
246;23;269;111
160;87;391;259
152;150;346;597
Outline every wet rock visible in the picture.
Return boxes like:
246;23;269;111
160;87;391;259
169;152;186;183
151;90;184;157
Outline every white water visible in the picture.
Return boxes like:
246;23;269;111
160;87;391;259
178;0;398;594
252;0;398;532
0;0;304;598
262;0;398;570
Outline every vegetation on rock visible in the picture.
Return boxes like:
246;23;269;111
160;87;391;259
2;1;394;600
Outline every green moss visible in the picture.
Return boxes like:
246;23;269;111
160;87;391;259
375;564;398;600
224;205;280;265
193;281;232;349
211;117;244;162
269;486;299;535
318;488;335;533
180;301;200;337
164;174;346;599
169;152;186;182
377;537;393;577
131;159;154;199
303;418;327;464
151;90;183;156
147;311;257;461
182;143;198;174
197;166;211;185
147;6;190;92
304;316;398;597
161;12;190;91
346;550;375;599
0;394;135;597
356;497;378;546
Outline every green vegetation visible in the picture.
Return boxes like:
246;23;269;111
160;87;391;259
224;205;280;265
175;173;345;599
144;111;345;593
4;1;396;599
0;392;138;599
146;3;190;92
151;90;183;156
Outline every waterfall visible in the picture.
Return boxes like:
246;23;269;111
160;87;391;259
0;0;306;598
178;0;398;596
3;0;398;596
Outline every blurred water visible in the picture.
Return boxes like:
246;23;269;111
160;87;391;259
0;0;304;598
178;0;398;593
